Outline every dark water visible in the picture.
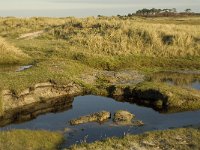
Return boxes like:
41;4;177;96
0;95;200;148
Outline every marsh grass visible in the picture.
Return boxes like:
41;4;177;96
0;130;63;150
49;17;200;57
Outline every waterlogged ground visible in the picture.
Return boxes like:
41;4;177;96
0;95;200;148
164;80;200;90
149;71;200;90
0;65;33;72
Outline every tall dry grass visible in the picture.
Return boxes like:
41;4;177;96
0;37;29;64
50;17;200;57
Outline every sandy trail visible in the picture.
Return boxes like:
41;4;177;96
17;30;44;39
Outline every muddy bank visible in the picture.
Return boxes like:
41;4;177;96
110;82;200;113
2;82;82;111
0;71;200;125
0;82;82;126
0;96;74;127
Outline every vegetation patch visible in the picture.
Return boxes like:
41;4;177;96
0;37;30;65
132;82;200;112
0;130;63;150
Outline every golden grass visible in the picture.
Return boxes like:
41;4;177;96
50;17;200;57
0;37;29;64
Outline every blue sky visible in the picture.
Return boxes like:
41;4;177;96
0;0;199;17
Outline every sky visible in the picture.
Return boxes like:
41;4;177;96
0;0;199;17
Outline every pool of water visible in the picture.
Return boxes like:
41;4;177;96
149;71;200;90
162;79;200;90
0;95;200;148
16;65;33;72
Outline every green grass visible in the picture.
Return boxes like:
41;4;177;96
0;130;63;150
69;128;200;150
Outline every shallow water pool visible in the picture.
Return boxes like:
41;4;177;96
0;95;200;148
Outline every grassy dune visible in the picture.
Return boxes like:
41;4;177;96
0;130;63;150
0;37;29;65
0;17;69;38
49;17;200;57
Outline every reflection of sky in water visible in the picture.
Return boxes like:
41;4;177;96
1;95;200;147
192;81;200;90
0;0;199;17
161;79;200;90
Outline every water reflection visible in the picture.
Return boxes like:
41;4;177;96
0;95;200;147
149;71;200;90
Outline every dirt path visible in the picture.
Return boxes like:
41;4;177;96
17;31;44;39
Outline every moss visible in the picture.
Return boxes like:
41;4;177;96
0;130;63;150
69;128;200;150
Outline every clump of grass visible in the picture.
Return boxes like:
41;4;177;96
0;130;63;150
0;37;29;65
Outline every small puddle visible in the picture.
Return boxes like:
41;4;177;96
16;65;33;72
0;95;200;148
149;71;200;90
161;79;200;90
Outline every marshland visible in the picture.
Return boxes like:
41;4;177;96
0;9;200;150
